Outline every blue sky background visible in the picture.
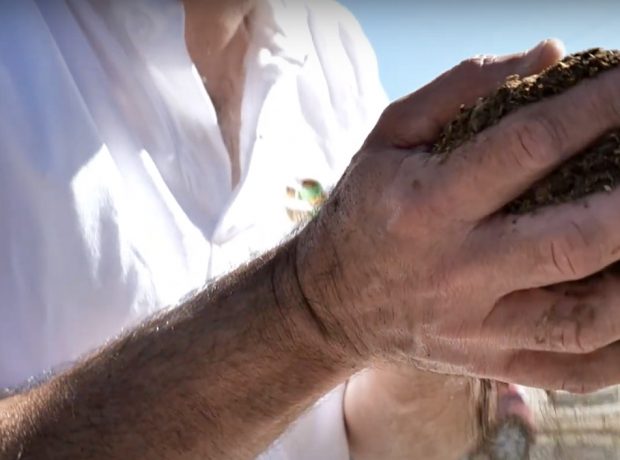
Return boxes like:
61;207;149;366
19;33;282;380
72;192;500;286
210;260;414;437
340;0;620;100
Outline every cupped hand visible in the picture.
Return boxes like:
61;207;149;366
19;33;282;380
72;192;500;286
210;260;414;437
342;41;559;460
298;37;620;393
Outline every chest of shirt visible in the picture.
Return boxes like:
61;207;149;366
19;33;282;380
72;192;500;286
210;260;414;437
0;0;352;388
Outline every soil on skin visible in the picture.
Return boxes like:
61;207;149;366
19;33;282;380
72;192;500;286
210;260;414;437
433;48;620;214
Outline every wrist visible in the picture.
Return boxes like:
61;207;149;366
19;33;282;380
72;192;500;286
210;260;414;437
291;213;372;368
271;236;362;376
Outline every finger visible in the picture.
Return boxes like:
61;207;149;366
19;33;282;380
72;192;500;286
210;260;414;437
482;274;620;354
492;342;620;393
416;341;620;392
432;60;620;221
371;39;565;148
477;187;620;291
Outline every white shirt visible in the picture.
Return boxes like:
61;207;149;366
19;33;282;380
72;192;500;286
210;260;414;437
0;0;387;458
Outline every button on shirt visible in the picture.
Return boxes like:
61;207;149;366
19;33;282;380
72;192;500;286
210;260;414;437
0;0;388;458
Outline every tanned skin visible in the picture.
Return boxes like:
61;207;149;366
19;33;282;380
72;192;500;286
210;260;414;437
344;41;566;459
0;242;352;459
7;8;620;460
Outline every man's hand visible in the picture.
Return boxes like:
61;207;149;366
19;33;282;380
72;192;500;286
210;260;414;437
6;36;620;460
299;35;620;392
343;41;563;460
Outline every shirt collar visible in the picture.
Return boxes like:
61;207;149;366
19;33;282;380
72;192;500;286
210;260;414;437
114;0;311;70
251;0;312;68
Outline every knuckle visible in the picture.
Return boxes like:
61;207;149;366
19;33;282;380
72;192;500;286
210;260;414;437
554;320;596;354
574;329;604;354
557;367;591;393
545;220;602;279
561;378;602;394
508;114;566;171
534;291;603;354
547;239;581;279
457;57;487;74
378;100;399;122
451;56;500;89
371;105;397;137
559;380;579;393
535;310;590;354
371;101;407;141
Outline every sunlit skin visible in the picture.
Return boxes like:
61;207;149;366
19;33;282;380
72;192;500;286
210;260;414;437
345;42;564;459
184;2;548;456
5;3;620;459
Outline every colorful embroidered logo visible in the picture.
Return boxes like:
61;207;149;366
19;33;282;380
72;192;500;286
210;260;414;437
285;179;326;223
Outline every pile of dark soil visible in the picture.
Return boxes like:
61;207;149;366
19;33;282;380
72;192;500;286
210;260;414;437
433;49;620;214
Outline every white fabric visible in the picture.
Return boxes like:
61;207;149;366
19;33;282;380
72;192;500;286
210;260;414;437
0;0;388;458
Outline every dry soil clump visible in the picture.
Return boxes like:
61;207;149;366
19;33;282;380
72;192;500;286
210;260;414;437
434;48;620;214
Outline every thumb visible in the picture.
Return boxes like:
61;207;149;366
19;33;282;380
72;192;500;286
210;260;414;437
371;39;565;149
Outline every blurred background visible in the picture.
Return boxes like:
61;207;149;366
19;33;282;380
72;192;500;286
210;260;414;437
341;0;620;100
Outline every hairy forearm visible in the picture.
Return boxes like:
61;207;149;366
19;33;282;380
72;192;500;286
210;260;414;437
0;239;353;459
